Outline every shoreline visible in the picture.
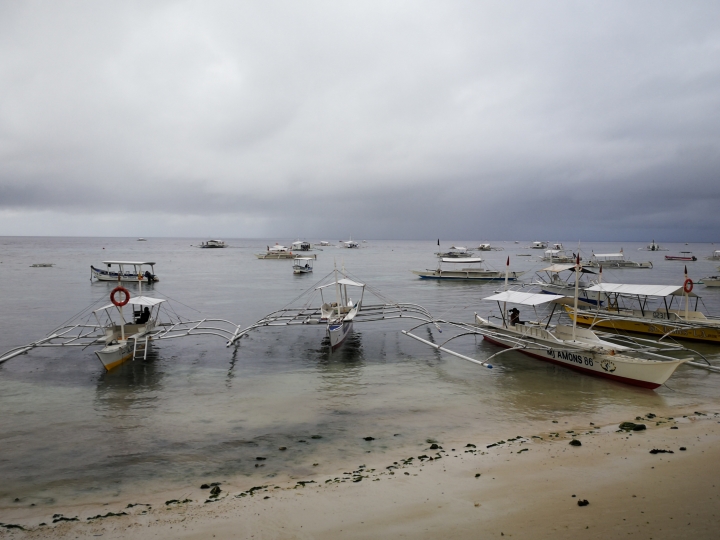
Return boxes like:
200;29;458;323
2;406;719;539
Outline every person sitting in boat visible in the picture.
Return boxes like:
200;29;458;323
144;270;155;282
136;307;151;324
509;308;521;326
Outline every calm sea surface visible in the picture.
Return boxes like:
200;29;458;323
1;237;719;508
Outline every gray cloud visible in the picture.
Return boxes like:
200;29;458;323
1;1;719;240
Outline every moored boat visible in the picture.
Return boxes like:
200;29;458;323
293;257;314;274
412;257;524;281
584;249;652;269
665;254;697;261
291;240;312;251
532;263;605;305
256;244;296;259
91;261;159;282
705;250;720;261
639;240;667;251
200;239;227;248
435;246;474;258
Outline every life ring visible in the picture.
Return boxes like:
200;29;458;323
683;278;693;294
111;286;130;307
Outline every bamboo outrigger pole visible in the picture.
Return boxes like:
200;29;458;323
572;252;580;342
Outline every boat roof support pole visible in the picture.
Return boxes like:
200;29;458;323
638;295;645;316
545;303;558;330
663;297;670;320
497;301;506;327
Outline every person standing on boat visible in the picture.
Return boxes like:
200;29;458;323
509;308;521;326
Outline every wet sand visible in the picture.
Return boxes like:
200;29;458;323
2;407;718;539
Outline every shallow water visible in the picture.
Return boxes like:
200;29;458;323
1;237;719;508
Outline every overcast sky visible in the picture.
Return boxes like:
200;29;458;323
1;1;719;240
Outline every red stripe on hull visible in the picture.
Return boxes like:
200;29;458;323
481;335;660;389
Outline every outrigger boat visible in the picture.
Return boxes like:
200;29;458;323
404;258;705;389
229;266;435;352
639;240;667;251
435;246;474;258
412;256;524;281
0;285;241;371
292;257;314;274
256;244;299;259
705;250;720;261
91;261;159;282
541;245;580;263
530;241;548;249
564;273;720;344
699;276;720;287
475;243;504;251
584;249;652;269
291;240;312;251
342;239;359;249
200;239;227;248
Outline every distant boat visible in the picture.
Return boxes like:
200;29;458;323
256;244;304;259
531;241;548;249
412;257;524;281
137;238;147;241
343;239;359;249
292;257;314;274
291;240;312;251
91;260;159;282
665;254;697;261
435;246;473;258
584;249;652;269
639;240;667;251
200;240;227;248
705;250;720;261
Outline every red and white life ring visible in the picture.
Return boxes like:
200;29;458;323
683;278;693;294
111;286;130;306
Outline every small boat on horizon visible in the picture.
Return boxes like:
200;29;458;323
435;246;474;258
256;244;297;259
639;240;667;251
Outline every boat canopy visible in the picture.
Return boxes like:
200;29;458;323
482;291;566;306
94;296;166;312
585;283;698;298
593;253;623;258
540;263;595;274
294;257;314;261
316;278;365;290
102;260;156;265
441;257;484;264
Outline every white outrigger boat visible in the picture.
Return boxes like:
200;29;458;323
435;246;474;258
293;257;314;274
699;275;720;287
342;239;359;249
229;266;435;352
541;244;580;263
530;241;548;249
584;249;652;269
475;243;504;251
291;240;312;251
91;261;159;282
403;257;705;389
0;285;241;371
412;257;524;281
705;250;720;261
256;244;298;259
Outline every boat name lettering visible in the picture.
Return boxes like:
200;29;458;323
548;349;593;366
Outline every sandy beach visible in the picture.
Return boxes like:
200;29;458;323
3;405;718;540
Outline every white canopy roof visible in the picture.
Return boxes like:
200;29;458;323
482;291;566;306
593;253;623;258
94;296;166;312
102;260;156;265
316;278;365;290
544;250;563;255
293;257;314;261
540;263;575;272
585;283;698;297
441;257;484;263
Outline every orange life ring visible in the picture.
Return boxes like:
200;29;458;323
111;286;130;307
683;278;693;294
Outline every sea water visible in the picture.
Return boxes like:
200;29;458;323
1;237;719;508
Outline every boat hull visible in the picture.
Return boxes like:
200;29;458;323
413;270;522;281
95;340;148;371
255;253;296;259
566;307;720;344
328;320;353;351
477;323;684;389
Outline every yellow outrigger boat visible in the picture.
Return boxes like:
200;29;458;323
564;282;720;344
